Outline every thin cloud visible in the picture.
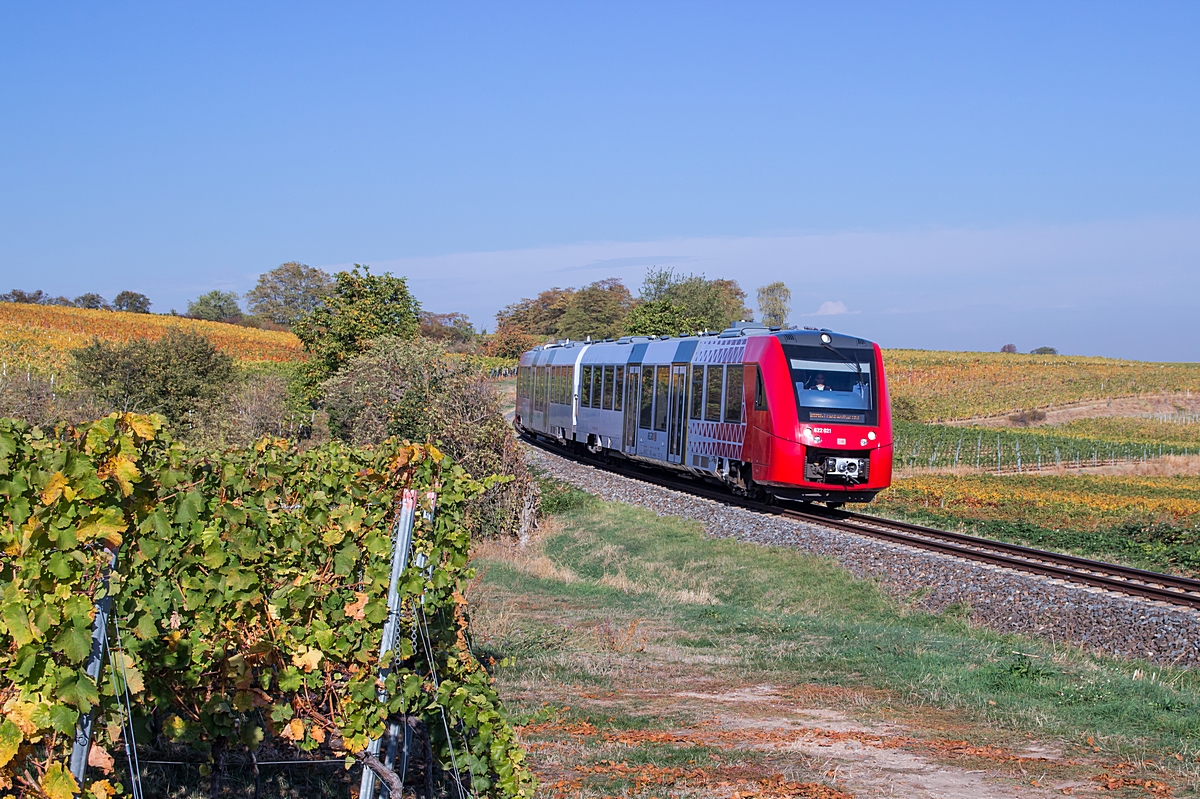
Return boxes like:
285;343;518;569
558;254;700;272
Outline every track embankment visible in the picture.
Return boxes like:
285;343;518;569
526;445;1200;668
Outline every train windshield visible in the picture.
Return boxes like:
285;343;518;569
782;345;875;424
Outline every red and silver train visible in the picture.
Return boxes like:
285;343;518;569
514;323;893;505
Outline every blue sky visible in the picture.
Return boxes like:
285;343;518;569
2;3;1198;359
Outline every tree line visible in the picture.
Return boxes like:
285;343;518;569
487;268;793;358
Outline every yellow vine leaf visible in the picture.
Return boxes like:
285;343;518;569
90;779;117;799
292;647;324;673
124;414;159;441
0;719;22;767
3;700;38;738
76;510;128;547
40;763;79;799
282;718;305;741
40;472;69;506
109;456;141;497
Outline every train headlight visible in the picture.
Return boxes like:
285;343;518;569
868;431;876;441
802;426;814;443
819;332;833;345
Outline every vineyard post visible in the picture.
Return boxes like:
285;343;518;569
381;490;439;786
359;489;418;799
68;549;118;791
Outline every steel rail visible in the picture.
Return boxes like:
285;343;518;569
522;434;1200;610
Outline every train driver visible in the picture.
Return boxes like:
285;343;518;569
809;372;829;391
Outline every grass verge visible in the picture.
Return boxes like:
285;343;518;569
471;483;1200;797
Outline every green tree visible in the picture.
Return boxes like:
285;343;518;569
73;292;109;310
245;261;334;326
291;264;421;392
623;299;706;337
112;290;152;313
556;277;633;340
69;329;235;426
188;290;242;321
756;281;791;327
638;267;750;331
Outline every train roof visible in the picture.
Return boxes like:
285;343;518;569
520;323;876;363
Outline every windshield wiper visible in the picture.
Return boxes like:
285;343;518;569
820;338;865;388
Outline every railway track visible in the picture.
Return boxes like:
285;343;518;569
524;435;1200;611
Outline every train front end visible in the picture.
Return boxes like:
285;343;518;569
745;330;893;504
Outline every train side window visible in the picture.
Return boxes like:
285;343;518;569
704;366;724;422
639;368;654;428
724;366;744;423
654;365;670;431
690;366;704;420
558;366;565;404
581;366;592;408
550;366;557;404
614;367;624;412
602;366;614;409
754;366;767;411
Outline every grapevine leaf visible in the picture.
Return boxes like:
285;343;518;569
40;763;80;799
76;508;128;546
0;718;22;766
2;603;34;647
48;704;79;735
40;471;69;505
58;673;101;712
54;622;94;663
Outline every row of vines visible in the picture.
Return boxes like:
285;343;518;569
0;413;534;798
893;421;1198;474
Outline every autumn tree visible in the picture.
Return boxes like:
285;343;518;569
420;311;477;347
556;277;634;340
291;264;421;394
756;281;791;327
246;261;334;327
73;293;109;310
623;300;706;337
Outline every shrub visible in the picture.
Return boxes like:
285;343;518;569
1000;343;1018;354
1008;408;1047;426
322;336;537;537
0;373;102;427
70;329;235;426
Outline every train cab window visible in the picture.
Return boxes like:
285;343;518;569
654;365;670;431
614;367;625;412
704;366;724;422
602;366;614;410
581;366;593;407
639;369;654;428
754;366;767;411
689;366;704;420
724;366;744;423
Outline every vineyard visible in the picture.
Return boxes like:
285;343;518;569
0;304;305;375
0;414;533;799
883;349;1200;421
892;420;1200;474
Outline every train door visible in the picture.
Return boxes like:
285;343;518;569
623;366;640;454
667;364;688;463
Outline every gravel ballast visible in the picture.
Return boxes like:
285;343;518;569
527;446;1200;669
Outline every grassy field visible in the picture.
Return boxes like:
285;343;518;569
0;302;305;374
472;483;1200;797
883;349;1200;422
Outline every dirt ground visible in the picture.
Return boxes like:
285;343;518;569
946;394;1200;429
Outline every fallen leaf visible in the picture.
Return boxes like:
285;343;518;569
311;725;326;744
345;592;368;621
88;744;115;774
282;718;305;741
90;778;117;799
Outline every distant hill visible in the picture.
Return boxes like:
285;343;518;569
0;302;305;375
885;349;1200;422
